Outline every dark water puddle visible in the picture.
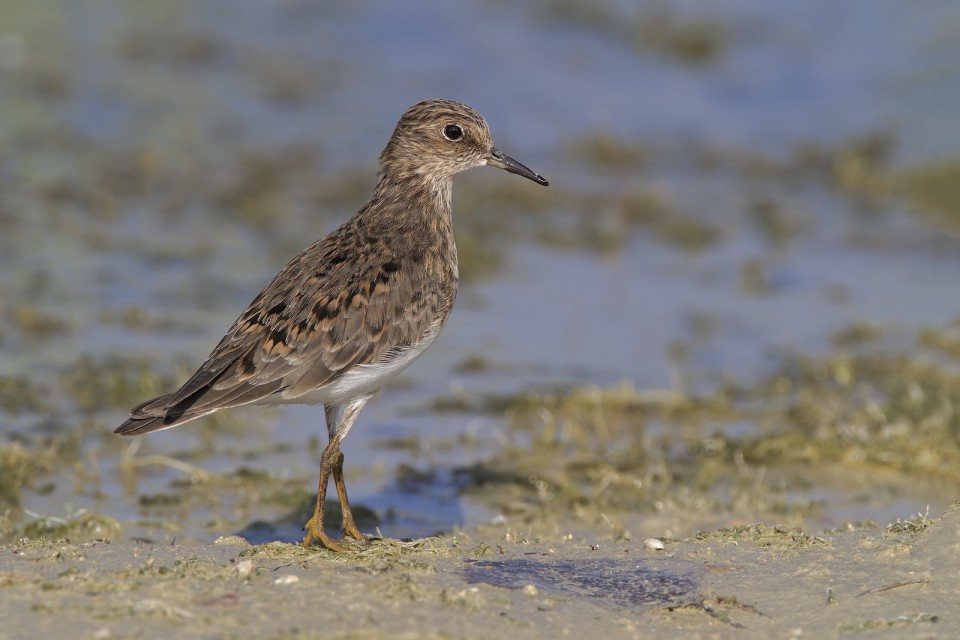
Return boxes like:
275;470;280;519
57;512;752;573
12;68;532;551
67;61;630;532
463;557;702;610
234;491;462;545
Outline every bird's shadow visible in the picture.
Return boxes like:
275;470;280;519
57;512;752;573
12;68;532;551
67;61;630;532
235;471;465;545
236;499;381;545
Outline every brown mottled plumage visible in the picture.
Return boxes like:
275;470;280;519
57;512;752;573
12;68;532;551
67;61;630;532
115;99;548;551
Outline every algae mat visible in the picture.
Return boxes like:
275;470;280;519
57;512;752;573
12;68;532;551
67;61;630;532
2;504;958;639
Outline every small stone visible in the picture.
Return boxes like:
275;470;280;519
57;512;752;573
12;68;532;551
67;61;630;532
274;574;300;585
441;586;482;608
880;543;912;557
133;599;193;619
234;559;255;576
643;538;665;551
522;584;538;596
214;535;250;546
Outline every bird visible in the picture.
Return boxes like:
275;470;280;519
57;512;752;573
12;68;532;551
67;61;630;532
114;99;549;551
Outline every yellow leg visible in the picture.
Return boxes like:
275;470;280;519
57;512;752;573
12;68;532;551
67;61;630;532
302;440;352;552
333;450;366;541
303;396;371;551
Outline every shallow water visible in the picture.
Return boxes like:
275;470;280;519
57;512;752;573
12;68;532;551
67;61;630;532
464;556;702;610
2;0;960;542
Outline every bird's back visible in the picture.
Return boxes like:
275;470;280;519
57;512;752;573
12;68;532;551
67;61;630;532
115;190;458;435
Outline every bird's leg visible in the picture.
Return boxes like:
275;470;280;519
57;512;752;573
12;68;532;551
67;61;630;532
328;396;371;542
303;396;371;550
332;449;365;541
302;439;351;552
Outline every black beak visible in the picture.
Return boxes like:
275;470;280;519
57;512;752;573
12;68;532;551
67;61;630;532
487;147;549;186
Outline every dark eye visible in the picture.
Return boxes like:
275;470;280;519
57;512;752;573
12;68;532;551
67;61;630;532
442;124;463;141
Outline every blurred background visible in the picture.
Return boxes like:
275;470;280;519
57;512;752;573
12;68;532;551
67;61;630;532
2;0;960;544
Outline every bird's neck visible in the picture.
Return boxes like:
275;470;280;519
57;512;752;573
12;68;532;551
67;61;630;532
358;172;458;283
369;170;454;230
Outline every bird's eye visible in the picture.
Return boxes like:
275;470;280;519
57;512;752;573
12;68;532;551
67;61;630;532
442;124;463;141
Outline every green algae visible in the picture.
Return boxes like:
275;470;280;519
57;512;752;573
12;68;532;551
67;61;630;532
894;160;960;228
449;321;960;533
19;511;122;543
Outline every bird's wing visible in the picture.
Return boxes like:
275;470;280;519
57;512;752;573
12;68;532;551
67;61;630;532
115;224;454;435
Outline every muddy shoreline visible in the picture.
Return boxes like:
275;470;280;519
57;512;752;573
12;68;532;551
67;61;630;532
2;504;955;639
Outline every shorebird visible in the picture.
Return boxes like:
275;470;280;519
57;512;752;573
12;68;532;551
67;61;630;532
115;99;548;551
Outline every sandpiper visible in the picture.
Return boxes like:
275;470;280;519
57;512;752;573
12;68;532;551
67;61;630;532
115;99;549;551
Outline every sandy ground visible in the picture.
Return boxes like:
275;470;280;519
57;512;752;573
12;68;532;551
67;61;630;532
1;504;956;640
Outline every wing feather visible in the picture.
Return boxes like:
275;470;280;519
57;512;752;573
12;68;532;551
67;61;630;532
115;211;457;435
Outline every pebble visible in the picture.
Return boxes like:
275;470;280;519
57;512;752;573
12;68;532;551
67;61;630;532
643;538;665;551
234;559;255;576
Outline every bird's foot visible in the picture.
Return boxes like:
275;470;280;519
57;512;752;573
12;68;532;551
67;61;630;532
341;522;367;543
302;515;355;552
340;508;367;542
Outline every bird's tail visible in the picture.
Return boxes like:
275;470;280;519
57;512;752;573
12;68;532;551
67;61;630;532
113;393;213;436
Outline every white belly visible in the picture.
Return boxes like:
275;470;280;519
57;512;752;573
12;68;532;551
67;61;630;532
272;323;442;407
